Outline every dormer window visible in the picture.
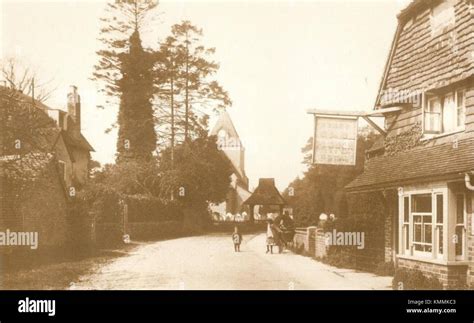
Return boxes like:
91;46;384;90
423;89;465;135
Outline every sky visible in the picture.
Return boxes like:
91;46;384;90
1;0;411;191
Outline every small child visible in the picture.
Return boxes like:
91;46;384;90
266;219;276;254
232;226;243;252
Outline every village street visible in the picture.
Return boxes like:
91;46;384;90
70;233;392;290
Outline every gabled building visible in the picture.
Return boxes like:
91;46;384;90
346;0;474;288
0;85;94;251
209;110;251;219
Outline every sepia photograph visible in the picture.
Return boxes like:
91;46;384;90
0;0;473;320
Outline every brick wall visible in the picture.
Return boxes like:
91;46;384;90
0;161;69;252
292;227;327;258
398;257;468;289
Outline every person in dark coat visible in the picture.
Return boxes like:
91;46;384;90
232;226;243;252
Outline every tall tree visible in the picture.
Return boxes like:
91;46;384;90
93;0;158;102
154;21;232;149
116;31;157;162
92;0;159;161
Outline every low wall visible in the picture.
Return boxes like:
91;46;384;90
293;226;327;258
397;257;468;289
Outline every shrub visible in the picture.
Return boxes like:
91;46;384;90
374;261;395;276
392;268;443;290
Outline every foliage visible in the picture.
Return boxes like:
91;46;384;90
154;21;232;150
392;268;443;290
116;30;157;162
283;127;381;227
157;135;233;208
93;0;159;101
374;261;395;276
384;123;424;156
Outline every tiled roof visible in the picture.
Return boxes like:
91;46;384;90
346;137;474;191
376;0;474;107
243;178;286;206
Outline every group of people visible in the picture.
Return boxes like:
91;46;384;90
231;211;295;254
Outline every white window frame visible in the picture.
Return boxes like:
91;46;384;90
411;194;434;257
423;89;466;135
399;189;446;260
454;193;467;261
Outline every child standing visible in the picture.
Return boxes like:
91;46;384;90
266;219;276;254
232;226;242;252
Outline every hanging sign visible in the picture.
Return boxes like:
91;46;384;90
312;116;358;166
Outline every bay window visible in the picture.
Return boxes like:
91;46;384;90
399;187;468;262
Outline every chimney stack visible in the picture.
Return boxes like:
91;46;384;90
67;85;81;134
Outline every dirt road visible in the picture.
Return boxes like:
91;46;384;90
70;233;392;290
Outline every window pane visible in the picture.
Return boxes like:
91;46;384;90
412;194;432;213
443;93;455;132
414;224;422;242
456;195;464;224
404;196;409;222
404;225;409;250
455;226;464;256
438;227;443;255
425;224;432;243
436;194;443;224
425;98;442;132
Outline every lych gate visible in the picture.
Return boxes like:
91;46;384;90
243;178;286;222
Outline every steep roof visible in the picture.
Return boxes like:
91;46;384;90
243;178;286;206
1;86;94;154
346;137;474;192
210;110;241;139
375;0;474;108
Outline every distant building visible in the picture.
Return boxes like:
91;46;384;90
244;178;287;222
346;0;474;288
209;110;251;219
0;86;94;251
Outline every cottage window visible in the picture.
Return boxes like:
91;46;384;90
399;187;469;262
424;90;466;134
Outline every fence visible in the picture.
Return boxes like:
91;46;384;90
292;226;385;271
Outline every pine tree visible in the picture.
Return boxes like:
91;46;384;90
93;0;159;102
154;21;232;150
116;30;157;162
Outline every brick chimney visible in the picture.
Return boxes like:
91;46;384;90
67;85;81;134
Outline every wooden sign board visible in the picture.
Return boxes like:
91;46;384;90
312;116;358;166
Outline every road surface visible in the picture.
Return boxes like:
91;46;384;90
70;233;392;290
